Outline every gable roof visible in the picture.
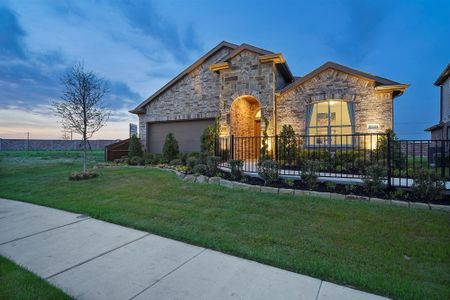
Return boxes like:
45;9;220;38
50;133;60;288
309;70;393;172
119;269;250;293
217;43;294;82
435;63;450;86
220;43;273;62
130;41;238;114
279;61;407;96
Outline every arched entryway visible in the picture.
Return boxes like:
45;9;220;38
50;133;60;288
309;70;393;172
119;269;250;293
230;95;261;160
230;95;261;137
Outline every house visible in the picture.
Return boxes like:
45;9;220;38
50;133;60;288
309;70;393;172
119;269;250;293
426;64;450;140
130;41;409;153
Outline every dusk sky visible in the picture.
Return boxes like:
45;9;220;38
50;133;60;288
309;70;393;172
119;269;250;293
0;0;449;140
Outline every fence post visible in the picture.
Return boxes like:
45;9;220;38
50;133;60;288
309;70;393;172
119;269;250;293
230;135;235;160
387;132;392;189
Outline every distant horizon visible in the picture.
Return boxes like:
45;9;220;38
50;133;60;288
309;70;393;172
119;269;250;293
1;0;449;140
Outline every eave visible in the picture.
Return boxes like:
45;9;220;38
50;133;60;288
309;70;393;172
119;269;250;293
258;53;286;64
374;84;410;98
209;62;230;72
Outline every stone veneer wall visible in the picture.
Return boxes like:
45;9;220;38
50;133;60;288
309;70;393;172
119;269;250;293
276;68;393;135
218;50;276;136
138;47;232;145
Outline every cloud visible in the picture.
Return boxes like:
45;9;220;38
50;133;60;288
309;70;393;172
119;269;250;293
113;0;202;63
323;0;394;65
0;5;26;59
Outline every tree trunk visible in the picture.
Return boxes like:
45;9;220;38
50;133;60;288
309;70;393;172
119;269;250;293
83;133;87;173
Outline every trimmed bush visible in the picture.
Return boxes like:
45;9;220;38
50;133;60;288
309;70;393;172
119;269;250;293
162;133;179;162
362;164;386;195
186;156;201;169
300;160;321;189
200;119;219;155
128;135;143;157
206;156;220;177
192;164;208;175
411;168;445;203
69;171;98;181
258;159;278;185
229;159;244;180
128;156;144;166
278;125;298;166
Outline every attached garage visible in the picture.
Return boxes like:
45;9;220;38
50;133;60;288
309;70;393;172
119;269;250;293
147;119;214;153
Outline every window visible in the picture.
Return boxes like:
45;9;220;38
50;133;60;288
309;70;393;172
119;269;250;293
306;100;354;146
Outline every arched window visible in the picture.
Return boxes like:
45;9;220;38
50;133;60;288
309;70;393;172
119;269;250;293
306;100;354;145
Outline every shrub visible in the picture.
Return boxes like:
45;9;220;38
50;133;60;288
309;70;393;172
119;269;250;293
192;164;208;175
69;170;98;181
128;135;143;157
128;156;144;166
298;150;331;170
169;158;183;166
283;178;295;187
177;152;189;164
186;156;201;169
258;159;278;185
162;133;179;162
206;156;220;176
362;164;386;195
300;160;321;189
229;159;244;180
200;118;219;155
278;125;298;166
325;181;337;192
411;168;445;203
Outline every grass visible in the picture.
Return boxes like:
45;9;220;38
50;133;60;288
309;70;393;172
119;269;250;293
0;256;71;300
0;151;449;300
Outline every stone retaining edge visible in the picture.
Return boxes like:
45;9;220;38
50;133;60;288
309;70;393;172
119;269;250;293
112;166;450;212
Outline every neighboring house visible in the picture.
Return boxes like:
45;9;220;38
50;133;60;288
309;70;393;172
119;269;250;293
130;41;409;153
426;64;450;140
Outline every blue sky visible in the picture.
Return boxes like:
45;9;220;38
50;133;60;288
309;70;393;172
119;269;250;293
0;0;449;139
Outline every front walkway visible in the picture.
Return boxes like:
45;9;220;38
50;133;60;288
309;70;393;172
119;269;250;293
0;198;388;300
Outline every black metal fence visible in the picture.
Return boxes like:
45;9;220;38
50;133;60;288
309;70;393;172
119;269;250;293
215;133;450;188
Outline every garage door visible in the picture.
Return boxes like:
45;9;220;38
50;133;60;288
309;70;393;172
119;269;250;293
147;119;214;153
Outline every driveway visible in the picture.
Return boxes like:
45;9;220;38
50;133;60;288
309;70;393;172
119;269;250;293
0;198;388;300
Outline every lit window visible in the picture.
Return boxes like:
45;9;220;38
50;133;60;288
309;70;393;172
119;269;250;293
306;100;354;146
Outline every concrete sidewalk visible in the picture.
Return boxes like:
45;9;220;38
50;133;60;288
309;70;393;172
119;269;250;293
0;198;388;300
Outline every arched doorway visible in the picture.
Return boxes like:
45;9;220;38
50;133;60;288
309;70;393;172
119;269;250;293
230;96;261;160
230;96;261;137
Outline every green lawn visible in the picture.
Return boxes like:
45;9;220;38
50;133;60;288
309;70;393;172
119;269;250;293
0;152;449;300
0;256;71;300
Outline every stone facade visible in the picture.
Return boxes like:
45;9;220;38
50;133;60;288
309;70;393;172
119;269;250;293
218;50;277;136
137;47;232;144
277;69;393;135
133;42;405;151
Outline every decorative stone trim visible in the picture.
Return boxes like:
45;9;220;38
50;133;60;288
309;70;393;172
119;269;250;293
115;166;450;212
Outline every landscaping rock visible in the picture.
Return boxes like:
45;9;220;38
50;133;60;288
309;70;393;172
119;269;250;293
391;200;409;207
429;204;450;212
196;175;208;184
329;193;346;200
246;184;261;192
175;171;185;179
183;174;196;182
208;177;221;185
370;198;390;205
278;188;294;195
309;191;330;199
409;202;430;210
260;186;278;194
345;194;369;202
219;179;233;188
294;190;310;197
232;182;250;190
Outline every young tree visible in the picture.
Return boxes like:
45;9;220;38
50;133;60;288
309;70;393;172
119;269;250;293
53;63;110;173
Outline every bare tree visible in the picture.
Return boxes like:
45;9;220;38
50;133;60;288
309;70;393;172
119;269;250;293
53;63;110;172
